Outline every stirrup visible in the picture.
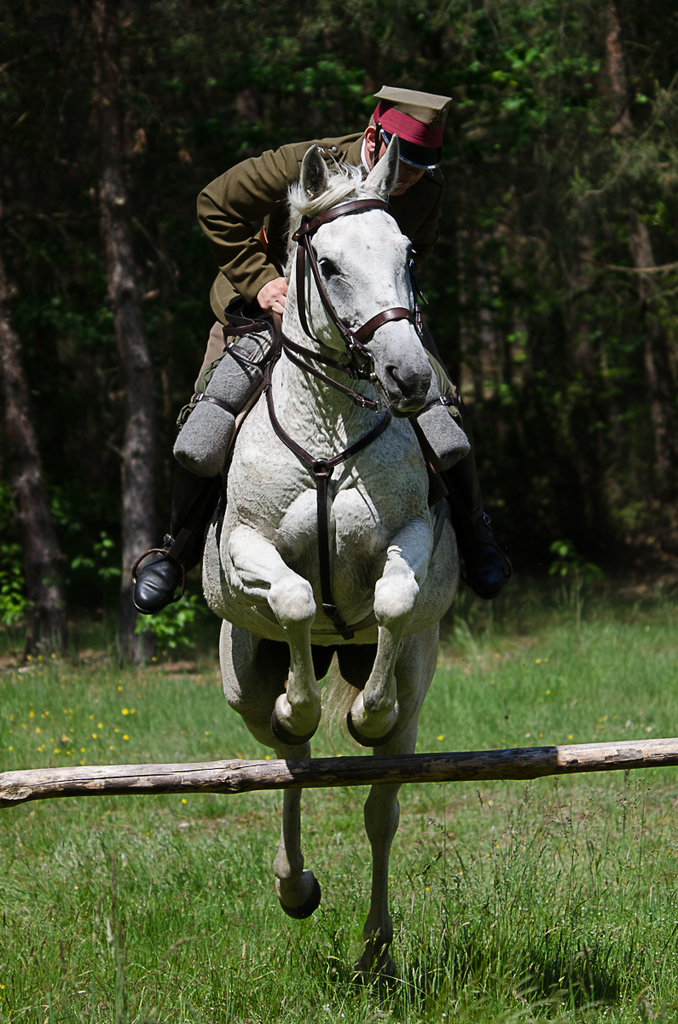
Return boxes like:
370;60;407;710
130;546;187;604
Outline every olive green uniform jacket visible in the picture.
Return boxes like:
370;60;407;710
197;132;445;324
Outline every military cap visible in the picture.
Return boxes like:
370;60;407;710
372;86;452;169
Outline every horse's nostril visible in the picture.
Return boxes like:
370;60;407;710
387;365;413;396
387;365;426;400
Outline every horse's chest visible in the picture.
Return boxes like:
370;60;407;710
280;479;381;557
230;423;427;562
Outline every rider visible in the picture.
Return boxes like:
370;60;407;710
132;86;511;615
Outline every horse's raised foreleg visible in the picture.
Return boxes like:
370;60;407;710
219;620;322;918
348;518;431;745
354;625;439;979
227;524;321;742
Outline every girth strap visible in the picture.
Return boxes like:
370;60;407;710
263;348;391;640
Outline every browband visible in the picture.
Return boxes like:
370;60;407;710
291;199;392;241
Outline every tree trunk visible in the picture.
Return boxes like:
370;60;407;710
604;1;632;132
605;2;678;495
91;0;156;663
0;217;68;655
627;209;678;493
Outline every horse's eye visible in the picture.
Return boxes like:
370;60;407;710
319;258;339;279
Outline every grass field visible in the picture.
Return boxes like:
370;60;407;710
1;586;678;1023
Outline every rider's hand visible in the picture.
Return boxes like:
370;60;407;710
257;277;288;314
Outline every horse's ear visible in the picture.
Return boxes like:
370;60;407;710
364;134;400;196
299;145;329;199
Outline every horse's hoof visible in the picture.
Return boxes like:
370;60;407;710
346;709;399;748
279;876;322;920
352;954;398;985
270;708;317;746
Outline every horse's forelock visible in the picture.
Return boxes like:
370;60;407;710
285;162;383;272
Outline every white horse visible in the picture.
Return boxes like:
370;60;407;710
203;140;466;976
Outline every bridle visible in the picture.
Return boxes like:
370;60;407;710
224;196;433;641
293;199;415;343
288;198;419;410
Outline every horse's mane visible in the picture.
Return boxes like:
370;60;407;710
285;161;384;271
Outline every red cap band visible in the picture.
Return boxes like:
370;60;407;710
373;100;445;148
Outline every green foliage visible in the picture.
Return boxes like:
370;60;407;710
50;486;123;607
548;539;604;635
549;539;604;583
0;486;28;628
70;531;122;587
0;542;29;627
134;592;205;653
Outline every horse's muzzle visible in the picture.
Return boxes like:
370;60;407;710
382;363;432;417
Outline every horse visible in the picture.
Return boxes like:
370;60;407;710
202;138;468;977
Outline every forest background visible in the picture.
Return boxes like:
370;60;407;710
1;0;678;660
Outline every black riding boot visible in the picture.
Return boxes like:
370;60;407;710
434;390;511;600
132;464;221;615
417;326;511;599
444;476;511;600
442;441;512;600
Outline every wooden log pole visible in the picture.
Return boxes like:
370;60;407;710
2;738;678;810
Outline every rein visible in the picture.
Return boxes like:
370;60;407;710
281;335;379;411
